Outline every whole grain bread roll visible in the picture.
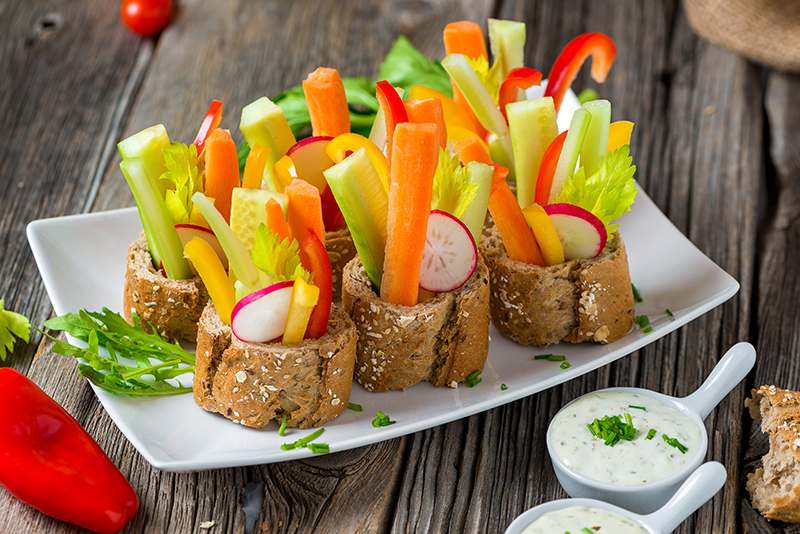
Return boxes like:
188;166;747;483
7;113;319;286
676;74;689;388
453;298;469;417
746;385;800;523
341;257;490;392
122;235;207;342
481;227;634;346
194;302;357;429
325;227;356;302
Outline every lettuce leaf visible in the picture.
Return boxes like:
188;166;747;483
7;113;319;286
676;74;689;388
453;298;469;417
555;146;637;233
160;142;201;224
378;36;452;96
251;224;311;285
432;149;478;219
0;299;30;362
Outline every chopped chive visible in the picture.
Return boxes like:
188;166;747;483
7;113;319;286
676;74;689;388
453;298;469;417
581;529;595;534
628;404;647;411
560;360;572;370
277;414;288;436
666;308;674;318
631;283;643;303
280;427;325;451
662;433;689;453
586;413;638;447
646;428;657;440
534;353;566;362
465;370;482;387
347;401;363;412
372;410;395;428
500;383;508;391
307;442;330;454
634;314;653;333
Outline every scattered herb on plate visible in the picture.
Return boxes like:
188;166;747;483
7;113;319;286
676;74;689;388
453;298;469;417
347;401;363;412
631;283;643;303
665;308;674;319
466;370;482;387
586;412;637;446
280;428;326;452
372;410;395;428
560;360;572;370
278;414;288;436
634;314;653;333
500;383;508;391
662;433;689;454
534;353;566;362
646;428;658;440
628;404;647;411
0;298;30;361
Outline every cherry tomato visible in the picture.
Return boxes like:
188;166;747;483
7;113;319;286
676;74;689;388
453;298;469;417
120;0;173;37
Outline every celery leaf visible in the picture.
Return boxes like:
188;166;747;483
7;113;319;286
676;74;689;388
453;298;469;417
160;142;201;224
432;149;478;219
0;299;30;361
251;224;312;284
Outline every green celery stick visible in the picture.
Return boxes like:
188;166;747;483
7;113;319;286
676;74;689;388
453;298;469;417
549;109;592;202
507;97;558;208
581;99;611;176
488;19;526;80
117;124;171;192
460;162;493;243
240;97;296;159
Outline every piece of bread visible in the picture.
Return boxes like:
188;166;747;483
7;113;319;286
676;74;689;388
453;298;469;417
480;227;634;346
341;257;490;392
194;301;357;429
746;385;800;523
325;227;357;302
122;234;208;342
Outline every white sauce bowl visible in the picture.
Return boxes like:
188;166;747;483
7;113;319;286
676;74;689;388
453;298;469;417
505;462;727;534
546;342;755;513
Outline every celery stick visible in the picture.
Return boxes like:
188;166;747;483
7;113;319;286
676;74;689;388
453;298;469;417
549;109;592;202
368;104;387;154
460;162;493;243
323;148;387;287
488;19;526;80
117;124;171;191
120;159;192;280
507;97;558;208
580;99;611;176
240;97;296;159
191;192;262;290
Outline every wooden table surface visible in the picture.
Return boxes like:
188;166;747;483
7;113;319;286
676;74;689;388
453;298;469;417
1;1;798;532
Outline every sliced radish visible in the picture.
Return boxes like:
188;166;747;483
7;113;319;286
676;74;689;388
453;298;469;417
175;223;228;269
419;210;478;292
544;203;607;260
230;281;294;343
286;136;334;192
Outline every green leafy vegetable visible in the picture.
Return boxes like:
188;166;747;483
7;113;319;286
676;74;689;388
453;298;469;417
251;224;311;284
634;314;653;333
280;427;326;451
432;149;478;218
586;412;637;447
465;370;482;387
44;308;194;396
372;410;395;428
662;433;689;454
0;299;30;361
160;142;201;224
577;88;599;105
378;36;452;96
555;146;638;233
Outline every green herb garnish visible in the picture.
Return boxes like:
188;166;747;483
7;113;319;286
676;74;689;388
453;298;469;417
560;360;572;370
628;404;647;411
278;414;288;436
577;88;599;105
666;308;674;318
44;308;194;396
372;410;395;428
534;353;566;362
280;428;325;451
581;528;595;534
646;428;657;440
500;383;508;391
347;401;363;412
662;433;688;454
586;412;638;446
465;370;482;387
631;283;643;303
634;314;653;333
0;299;30;362
307;442;330;454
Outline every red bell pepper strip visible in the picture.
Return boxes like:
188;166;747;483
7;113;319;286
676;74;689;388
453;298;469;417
534;130;568;206
375;80;408;165
299;232;332;338
320;185;346;231
544;33;616;112
193;99;223;154
498;67;542;122
0;368;138;534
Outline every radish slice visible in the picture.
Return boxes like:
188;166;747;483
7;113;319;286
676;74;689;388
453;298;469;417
544;203;607;260
175;223;228;269
230;281;294;343
419;210;478;292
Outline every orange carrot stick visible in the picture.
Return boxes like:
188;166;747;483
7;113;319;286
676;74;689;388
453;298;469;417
453;137;492;165
534;131;568;206
381;123;439;306
443;21;488;138
204;128;240;222
286;179;325;246
265;198;291;241
302;67;351;137
242;144;271;189
406;98;446;149
488;165;545;265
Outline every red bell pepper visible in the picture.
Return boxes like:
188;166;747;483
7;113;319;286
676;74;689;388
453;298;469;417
534;130;568;205
544;33;616;112
375;80;408;164
320;185;346;232
193;99;223;154
0;368;138;533
498;67;542;122
299;232;332;338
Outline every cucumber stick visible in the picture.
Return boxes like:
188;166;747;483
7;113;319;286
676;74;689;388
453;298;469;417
488;19;526;80
460;162;493;243
117;124;171;192
507;97;558;208
323;148;387;287
580;99;611;176
549;108;592;202
240;97;296;159
120;159;192;280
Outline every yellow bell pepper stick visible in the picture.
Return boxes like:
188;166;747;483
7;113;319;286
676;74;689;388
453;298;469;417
607;121;634;152
282;277;320;345
183;237;235;324
242;144;272;189
326;133;389;192
522;204;565;266
273;155;296;193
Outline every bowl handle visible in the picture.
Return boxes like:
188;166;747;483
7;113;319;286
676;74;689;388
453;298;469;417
643;462;727;533
679;342;756;419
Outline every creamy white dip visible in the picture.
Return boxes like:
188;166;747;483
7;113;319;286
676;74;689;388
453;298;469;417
550;391;703;486
522;506;647;534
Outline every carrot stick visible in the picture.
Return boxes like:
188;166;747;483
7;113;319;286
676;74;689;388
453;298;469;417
534;131;567;206
381;123;439;306
453;137;492;165
242;144;271;189
443;21;488;138
265;198;291;241
204;129;240;222
286;179;325;245
488;165;545;265
406;98;446;149
302;67;350;137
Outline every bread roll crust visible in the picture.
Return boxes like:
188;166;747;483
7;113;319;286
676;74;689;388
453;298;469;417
122;234;207;342
341;257;490;392
325;227;356;302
